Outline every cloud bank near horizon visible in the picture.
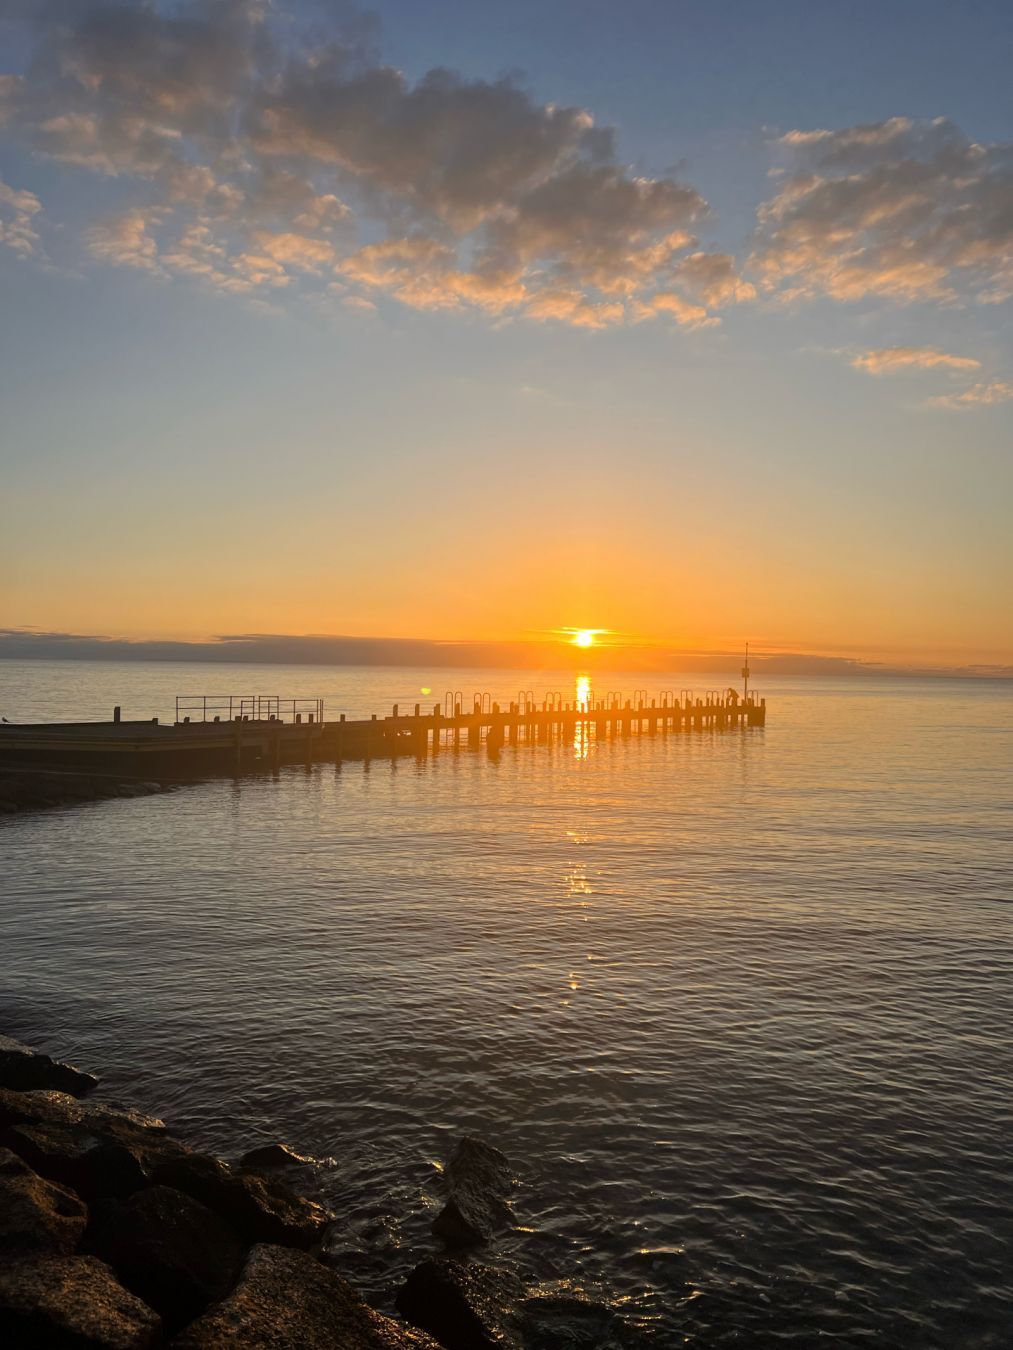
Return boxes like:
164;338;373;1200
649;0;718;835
0;628;1008;681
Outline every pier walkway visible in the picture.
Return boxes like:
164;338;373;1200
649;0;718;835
0;690;766;777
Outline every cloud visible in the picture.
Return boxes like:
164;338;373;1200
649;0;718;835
633;290;716;328
672;251;756;306
0;1;738;328
752;117;1013;305
250;230;336;271
929;380;1013;410
0;174;41;253
852;346;982;376
86;207;161;271
524;287;625;329
250;58;614;233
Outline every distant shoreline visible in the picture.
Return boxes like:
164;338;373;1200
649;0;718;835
0;646;1009;681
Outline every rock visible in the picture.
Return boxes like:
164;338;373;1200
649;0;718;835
88;1185;244;1333
174;1243;441;1349
239;1141;313;1171
520;1291;638;1349
152;1153;331;1249
0;771;163;813
0;1088;174;1140
0;1034;99;1097
0;1146;88;1254
396;1258;524;1350
0;1254;161;1348
0;1088;190;1201
431;1137;515;1248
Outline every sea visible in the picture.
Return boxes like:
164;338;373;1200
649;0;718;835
1;659;1011;1347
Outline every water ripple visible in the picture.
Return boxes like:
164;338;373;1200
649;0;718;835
1;664;1011;1345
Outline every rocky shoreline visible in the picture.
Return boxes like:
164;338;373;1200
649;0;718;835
0;1034;634;1349
0;770;168;815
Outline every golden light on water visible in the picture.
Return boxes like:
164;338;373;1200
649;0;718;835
574;674;592;758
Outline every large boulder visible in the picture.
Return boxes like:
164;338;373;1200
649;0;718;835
0;1089;189;1202
0;1254;161;1349
88;1185;244;1334
0;1035;99;1097
152;1153;331;1249
396;1257;524;1350
174;1243;442;1349
0;1146;88;1254
431;1137;515;1248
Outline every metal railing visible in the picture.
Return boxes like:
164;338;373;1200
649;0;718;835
175;695;324;725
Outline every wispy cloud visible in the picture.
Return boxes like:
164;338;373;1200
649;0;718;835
852;346;981;376
929;380;1013;410
0;0;754;329
0;174;41;255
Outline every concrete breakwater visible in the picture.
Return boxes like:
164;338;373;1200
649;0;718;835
0;1035;638;1349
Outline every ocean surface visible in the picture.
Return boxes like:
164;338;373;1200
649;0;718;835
1;659;1011;1347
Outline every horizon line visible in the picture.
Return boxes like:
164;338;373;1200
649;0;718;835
0;628;1009;681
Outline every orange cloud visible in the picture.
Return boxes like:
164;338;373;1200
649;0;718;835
852;347;981;376
929;380;1013;409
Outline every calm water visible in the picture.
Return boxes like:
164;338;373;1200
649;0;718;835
1;660;1011;1347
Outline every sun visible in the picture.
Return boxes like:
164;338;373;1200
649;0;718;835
573;630;595;648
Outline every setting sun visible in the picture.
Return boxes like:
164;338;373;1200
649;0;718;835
574;630;595;648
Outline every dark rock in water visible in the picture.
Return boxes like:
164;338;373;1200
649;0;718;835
153;1152;331;1249
174;1242;442;1348
239;1141;313;1171
0;1145;88;1254
88;1184;244;1333
521;1290;639;1349
0;1034;99;1097
0;1088;189;1202
0;1088;173;1139
432;1136;515;1248
0;1254;161;1348
397;1257;525;1350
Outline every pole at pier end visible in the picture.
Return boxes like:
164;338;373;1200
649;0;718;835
742;642;751;702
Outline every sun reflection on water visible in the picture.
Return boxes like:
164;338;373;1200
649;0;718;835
573;673;592;759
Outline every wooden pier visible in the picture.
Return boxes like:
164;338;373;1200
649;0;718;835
0;690;766;778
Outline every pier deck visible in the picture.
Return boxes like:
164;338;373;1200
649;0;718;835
0;691;766;777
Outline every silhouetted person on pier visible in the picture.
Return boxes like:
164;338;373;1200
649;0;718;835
726;688;739;706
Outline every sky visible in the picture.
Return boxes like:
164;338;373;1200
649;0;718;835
0;0;1010;673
